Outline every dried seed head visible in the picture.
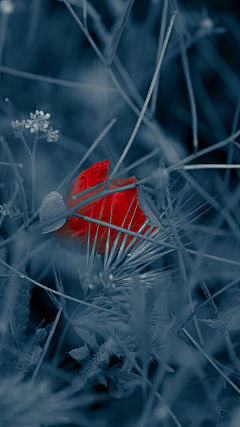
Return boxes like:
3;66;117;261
39;191;67;234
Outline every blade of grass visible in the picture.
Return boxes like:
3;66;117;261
107;0;136;66
62;0;180;164
178;251;204;345
27;0;42;45
106;10;177;185
180;276;240;330
175;164;240;170
0;65;117;92
29;307;62;386
167;128;240;173
182;328;240;394
173;0;198;152
150;0;169;116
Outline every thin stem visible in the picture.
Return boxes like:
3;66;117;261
0;258;120;315
178;251;204;346
106;10;177;185
107;0;136;66
150;0;169;115
182;328;240;394
181;170;240;242
29;308;62;386
0;65;117;92
176;5;199;152
63;0;107;65
166;128;240;173
62;0;180;164
0;161;23;168
74;213;175;249
225;89;240;187
19;134;32;157
27;0;42;45
31;131;38;212
82;0;87;27
180;276;240;330
0;12;8;78
0;136;29;229
176;164;240;170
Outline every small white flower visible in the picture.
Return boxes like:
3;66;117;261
0;0;14;15
0;203;11;216
0;202;20;218
11;119;26;137
25;110;51;133
46;127;59;143
11;120;22;129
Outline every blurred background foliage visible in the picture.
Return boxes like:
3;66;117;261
1;0;240;426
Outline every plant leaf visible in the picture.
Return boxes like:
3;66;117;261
137;187;161;228
200;304;240;331
73;327;99;350
69;344;90;362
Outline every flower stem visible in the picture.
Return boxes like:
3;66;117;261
31;131;38;212
0;136;29;229
20;134;32;157
29;307;62;387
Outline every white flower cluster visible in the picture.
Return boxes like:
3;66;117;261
46;127;59;143
11;119;25;137
11;110;59;142
25;110;51;133
0;202;20;218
